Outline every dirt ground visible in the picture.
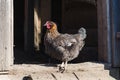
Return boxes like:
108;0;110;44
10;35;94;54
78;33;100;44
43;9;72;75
0;62;116;80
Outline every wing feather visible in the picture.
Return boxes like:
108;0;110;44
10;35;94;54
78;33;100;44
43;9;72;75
53;34;77;51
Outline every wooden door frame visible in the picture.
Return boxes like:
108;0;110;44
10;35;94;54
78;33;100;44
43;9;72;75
0;0;13;71
0;0;114;71
97;0;112;63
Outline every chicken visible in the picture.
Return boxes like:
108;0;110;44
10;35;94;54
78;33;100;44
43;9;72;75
44;21;86;72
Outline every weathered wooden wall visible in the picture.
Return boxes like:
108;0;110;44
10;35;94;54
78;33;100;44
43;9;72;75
0;0;13;71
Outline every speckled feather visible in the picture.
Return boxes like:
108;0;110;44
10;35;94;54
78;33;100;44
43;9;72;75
44;21;86;62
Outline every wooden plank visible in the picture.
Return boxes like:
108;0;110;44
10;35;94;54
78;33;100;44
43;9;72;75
0;75;10;80
32;73;55;80
101;0;112;63
51;72;78;80
0;71;9;75
74;71;112;80
0;0;13;71
97;0;111;63
97;0;105;62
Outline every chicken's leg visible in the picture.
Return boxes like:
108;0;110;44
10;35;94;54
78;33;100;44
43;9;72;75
59;61;68;73
64;61;68;70
59;61;65;73
61;62;64;68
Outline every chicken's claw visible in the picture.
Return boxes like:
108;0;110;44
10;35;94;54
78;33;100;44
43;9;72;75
59;66;65;73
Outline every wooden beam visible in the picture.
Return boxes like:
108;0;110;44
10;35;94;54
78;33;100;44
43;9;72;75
0;0;13;71
97;0;111;63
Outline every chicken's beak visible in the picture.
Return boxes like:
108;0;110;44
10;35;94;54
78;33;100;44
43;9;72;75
44;23;47;26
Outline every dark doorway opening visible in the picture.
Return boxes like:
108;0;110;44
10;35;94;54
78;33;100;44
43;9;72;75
14;0;98;64
51;0;62;31
14;0;26;64
14;0;24;50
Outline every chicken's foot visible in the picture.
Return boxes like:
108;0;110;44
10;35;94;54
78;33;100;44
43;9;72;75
59;61;68;73
59;62;65;73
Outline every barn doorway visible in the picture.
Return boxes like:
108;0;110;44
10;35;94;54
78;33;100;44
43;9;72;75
14;0;98;64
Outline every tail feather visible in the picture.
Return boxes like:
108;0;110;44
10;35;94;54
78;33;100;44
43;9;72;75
78;27;87;40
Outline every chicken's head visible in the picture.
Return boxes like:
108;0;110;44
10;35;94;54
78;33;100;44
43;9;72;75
44;21;57;30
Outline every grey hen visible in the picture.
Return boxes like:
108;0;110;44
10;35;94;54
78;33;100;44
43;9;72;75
44;21;86;72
